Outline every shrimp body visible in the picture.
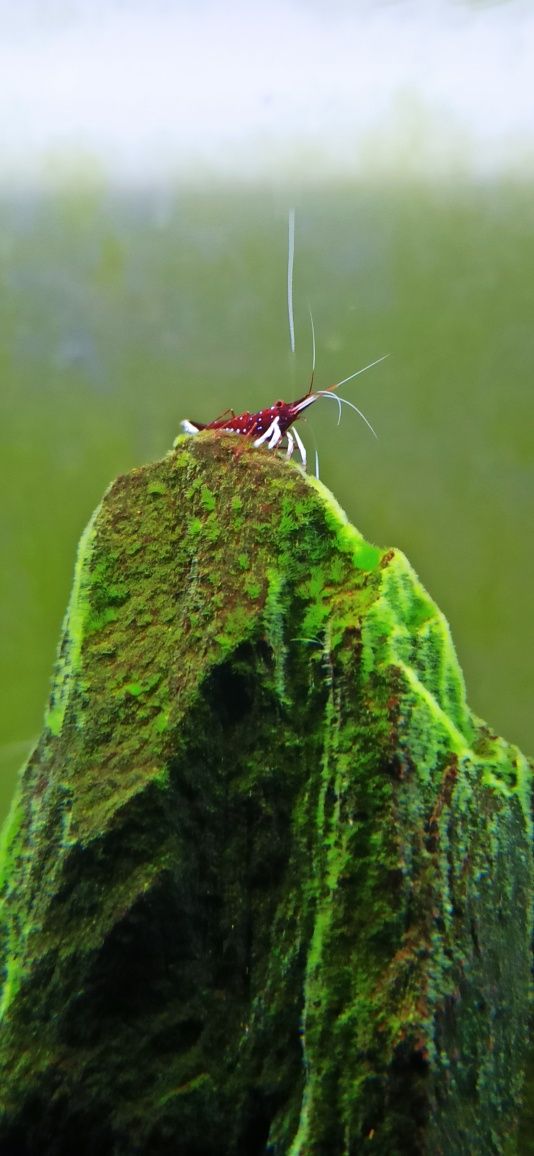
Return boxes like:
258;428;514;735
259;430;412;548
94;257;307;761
181;355;387;471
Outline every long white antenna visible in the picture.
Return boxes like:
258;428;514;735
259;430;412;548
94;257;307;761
319;392;378;438
308;303;316;379
316;353;390;439
287;208;296;354
331;354;389;391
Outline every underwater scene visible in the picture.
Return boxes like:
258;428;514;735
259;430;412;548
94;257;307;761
1;180;533;822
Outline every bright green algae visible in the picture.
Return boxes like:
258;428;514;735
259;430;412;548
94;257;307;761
0;433;531;1155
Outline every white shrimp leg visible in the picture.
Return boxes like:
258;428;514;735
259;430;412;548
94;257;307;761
292;425;307;469
285;430;295;458
254;417;278;447
267;417;283;449
254;416;283;450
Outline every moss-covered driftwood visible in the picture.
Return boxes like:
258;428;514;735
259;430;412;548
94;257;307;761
0;433;531;1155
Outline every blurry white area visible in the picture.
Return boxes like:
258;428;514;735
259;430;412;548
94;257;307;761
0;0;533;184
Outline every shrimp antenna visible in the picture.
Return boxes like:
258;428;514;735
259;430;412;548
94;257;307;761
307;302;316;394
328;353;390;393
318;392;378;439
316;353;390;439
308;418;320;478
287;208;296;355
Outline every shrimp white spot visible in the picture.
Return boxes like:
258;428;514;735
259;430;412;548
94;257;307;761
181;419;200;434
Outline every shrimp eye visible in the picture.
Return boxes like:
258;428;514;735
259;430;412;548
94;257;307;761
274;400;283;407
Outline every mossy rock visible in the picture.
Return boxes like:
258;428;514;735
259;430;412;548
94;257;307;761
0;434;531;1155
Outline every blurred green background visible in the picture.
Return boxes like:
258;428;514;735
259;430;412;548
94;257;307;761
1;179;533;823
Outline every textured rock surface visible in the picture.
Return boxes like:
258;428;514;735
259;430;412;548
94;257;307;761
0;433;531;1155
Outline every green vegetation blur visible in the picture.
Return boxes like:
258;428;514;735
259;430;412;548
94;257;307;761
1;182;533;821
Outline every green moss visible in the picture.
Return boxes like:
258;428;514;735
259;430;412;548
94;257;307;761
243;577;262;599
0;432;531;1155
123;682;143;697
353;540;381;570
200;484;216;511
0;795;24;893
153;710;170;733
45;506;100;736
264;568;288;703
